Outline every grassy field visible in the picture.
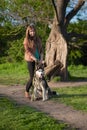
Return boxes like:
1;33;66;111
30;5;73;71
0;97;74;130
0;62;87;111
0;62;74;130
52;86;87;112
0;62;28;85
68;65;87;81
0;62;87;85
51;65;87;112
0;62;87;129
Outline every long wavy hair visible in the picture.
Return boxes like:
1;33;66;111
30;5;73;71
25;24;37;49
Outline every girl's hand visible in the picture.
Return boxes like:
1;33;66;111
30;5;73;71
40;60;45;64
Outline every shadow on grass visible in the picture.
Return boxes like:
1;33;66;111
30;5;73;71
52;93;87;100
68;73;87;82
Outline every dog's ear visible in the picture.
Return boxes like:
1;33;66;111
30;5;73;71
42;61;46;67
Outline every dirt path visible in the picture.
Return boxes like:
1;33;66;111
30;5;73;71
0;81;87;130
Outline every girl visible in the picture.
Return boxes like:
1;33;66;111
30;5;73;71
23;24;43;99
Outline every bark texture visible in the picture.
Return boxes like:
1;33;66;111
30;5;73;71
45;0;85;81
45;19;67;80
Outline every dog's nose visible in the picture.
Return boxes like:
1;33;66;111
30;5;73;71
41;73;44;77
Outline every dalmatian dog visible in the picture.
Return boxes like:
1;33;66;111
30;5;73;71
31;62;51;101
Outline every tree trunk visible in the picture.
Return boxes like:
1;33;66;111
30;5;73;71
45;18;68;81
45;0;85;81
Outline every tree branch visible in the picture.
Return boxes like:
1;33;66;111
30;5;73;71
52;0;59;23
56;0;70;26
45;60;63;78
68;31;87;41
65;0;85;26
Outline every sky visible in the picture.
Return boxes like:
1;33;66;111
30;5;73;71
69;1;87;23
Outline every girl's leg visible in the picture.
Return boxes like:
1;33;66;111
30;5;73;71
25;61;35;98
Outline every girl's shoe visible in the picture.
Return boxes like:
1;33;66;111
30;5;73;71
25;91;31;99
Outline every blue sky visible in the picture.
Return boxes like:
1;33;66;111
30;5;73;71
67;1;87;23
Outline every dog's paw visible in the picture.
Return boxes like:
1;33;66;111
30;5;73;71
31;95;36;101
42;97;49;101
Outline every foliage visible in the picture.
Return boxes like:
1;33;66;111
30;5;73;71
0;26;25;63
67;20;87;65
0;0;54;26
0;22;50;63
68;20;87;35
0;0;87;64
0;20;87;64
7;38;24;62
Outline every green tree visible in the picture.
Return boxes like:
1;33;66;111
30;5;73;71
68;20;87;65
0;0;53;63
45;0;87;81
0;0;87;80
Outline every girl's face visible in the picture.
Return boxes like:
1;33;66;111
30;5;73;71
29;28;35;37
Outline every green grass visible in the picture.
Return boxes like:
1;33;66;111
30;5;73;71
51;65;87;82
0;63;87;85
0;62;29;85
0;62;87;112
0;97;74;130
52;86;87;112
68;65;87;81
